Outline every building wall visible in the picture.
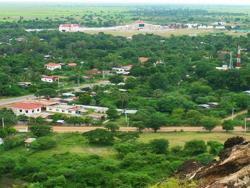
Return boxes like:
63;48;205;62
59;26;79;32
11;107;41;116
45;65;61;70
41;78;54;82
46;107;76;114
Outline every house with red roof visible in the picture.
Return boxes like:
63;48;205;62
139;57;149;62
44;63;61;71
41;76;59;83
59;24;79;32
9;103;41;115
16;38;25;42
122;65;132;70
67;63;77;66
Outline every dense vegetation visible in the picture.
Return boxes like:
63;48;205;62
0;130;224;188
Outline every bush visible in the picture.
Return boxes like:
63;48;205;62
32;172;48;182
207;140;223;155
7;127;17;134
196;153;214;165
104;122;119;132
3;135;25;150
0;129;8;138
113;142;136;156
149;139;169;154
31;136;56;150
171;145;183;155
45;175;66;187
184;139;207;155
29;124;52;137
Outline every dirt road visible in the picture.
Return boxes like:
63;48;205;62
14;125;244;133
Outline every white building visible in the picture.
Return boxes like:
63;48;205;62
46;105;79;114
41;76;58;82
9;103;41;116
44;63;61;71
59;24;79;32
116;20;161;31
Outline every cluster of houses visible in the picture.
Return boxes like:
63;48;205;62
8;96;108;123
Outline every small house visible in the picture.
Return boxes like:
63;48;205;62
16;38;25;42
44;55;54;60
139;57;149;62
46;105;79;114
17;82;32;86
24;138;36;147
9;103;41;116
67;63;77;66
198;104;210;109
208;102;218;108
41;76;58;82
44;63;61;71
88;113;106;121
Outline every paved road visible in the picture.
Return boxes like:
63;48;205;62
14;125;245;133
0;81;110;106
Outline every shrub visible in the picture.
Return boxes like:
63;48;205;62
0;129;8;138
149;139;169;154
29;124;52;137
31;136;56;150
45;175;66;187
3;135;25;150
184;139;207;155
196;153;214;165
104;122;119;132
113;142;136;156
7;127;17;134
207;140;223;155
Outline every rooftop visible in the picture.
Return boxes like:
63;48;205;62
44;63;61;67
139;57;149;61
9;103;40;109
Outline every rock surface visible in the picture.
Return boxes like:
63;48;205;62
175;136;250;188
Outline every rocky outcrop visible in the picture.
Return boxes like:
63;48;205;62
175;136;250;188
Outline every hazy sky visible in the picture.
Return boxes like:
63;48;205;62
2;0;250;5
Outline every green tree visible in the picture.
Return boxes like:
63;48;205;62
132;121;146;132
106;106;119;119
29;124;52;137
200;116;220;132
7;127;17;134
0;129;8;138
145;112;167;132
82;129;114;144
184;139;207;155
35;88;58;99
108;75;123;84
149;139;169;154
115;132;139;142
113;142;136;155
222;119;236;132
104;122;119;132
31;136;56;150
207;140;223;155
148;72;169;90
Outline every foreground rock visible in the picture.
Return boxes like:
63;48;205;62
175;136;250;187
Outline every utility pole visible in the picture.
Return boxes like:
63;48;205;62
2;118;4;129
58;78;60;95
232;108;234;120
245;117;246;134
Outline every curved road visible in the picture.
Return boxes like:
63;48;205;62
0;81;110;106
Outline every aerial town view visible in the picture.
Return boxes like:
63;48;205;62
1;0;250;187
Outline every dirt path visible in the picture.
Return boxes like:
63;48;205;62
14;125;244;133
222;110;247;122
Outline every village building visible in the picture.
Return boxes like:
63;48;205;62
16;38;25;42
139;57;149;62
59;24;79;32
44;63;61;71
24;138;36;147
116;20;161;31
41;76;58;82
46;105;79;114
84;68;101;75
9;103;41;116
17;82;32;87
67;63;77;66
44;55;54;60
88;113;106;121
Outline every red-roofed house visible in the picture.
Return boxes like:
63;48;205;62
44;63;61;71
59;24;79;32
217;51;229;54
122;65;132;70
16;38;25;42
84;69;101;75
9;103;41;115
139;57;149;62
67;63;77;66
41;76;59;82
